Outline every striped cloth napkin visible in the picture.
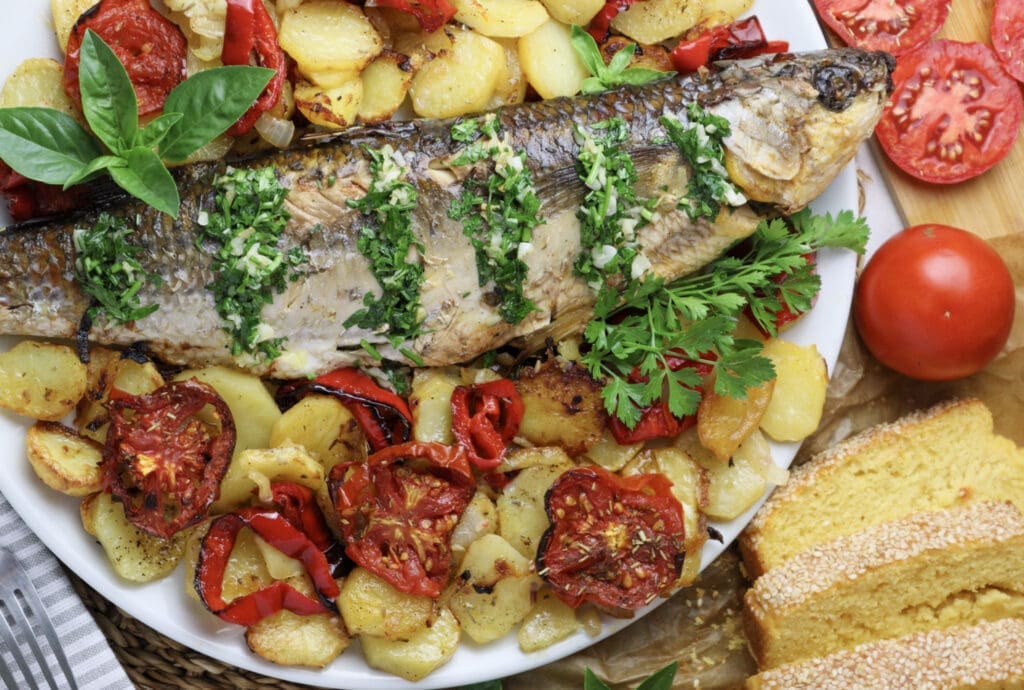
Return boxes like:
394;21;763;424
0;489;133;690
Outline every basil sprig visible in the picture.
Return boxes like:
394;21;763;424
570;24;673;95
0;30;273;218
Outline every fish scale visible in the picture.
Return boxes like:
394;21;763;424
0;48;893;377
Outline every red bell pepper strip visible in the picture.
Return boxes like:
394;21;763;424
450;379;525;471
195;508;340;626
371;0;457;33
221;0;286;135
276;367;413;452
608;353;714;445
669;16;789;73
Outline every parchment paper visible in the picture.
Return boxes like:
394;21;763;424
502;233;1024;690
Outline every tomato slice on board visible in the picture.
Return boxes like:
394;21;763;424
992;0;1024;83
63;0;187;116
328;441;476;598
875;40;1024;184
537;466;687;615
101;379;236;539
811;0;950;56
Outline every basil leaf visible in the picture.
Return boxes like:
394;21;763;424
0;107;102;184
635;662;679;690
78;30;138;154
607;42;637;74
583;669;612;690
580;76;608;95
63;154;127;188
109;147;179;217
570;25;609;81
135;112;184;150
159;66;274;162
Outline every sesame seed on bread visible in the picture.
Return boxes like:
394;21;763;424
743;501;1024;669
739;398;1024;578
745;618;1024;690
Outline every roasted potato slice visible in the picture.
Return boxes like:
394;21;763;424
518;18;590;98
698;378;774;461
246;607;350;668
450;491;499;567
497;462;571;559
174;366;281;456
268;394;366;472
339;567;435;640
279;0;383;75
611;0;704;43
516;359;606;456
537;0;604;26
215;446;326;513
408;26;505;118
358;50;418;123
0;341;87;421
361;607;460;681
0;57;79;119
517;588;580;652
294;79;363;131
26;422;103;496
451;0;549;38
409;366;461;444
50;0;96;52
759;339;828;442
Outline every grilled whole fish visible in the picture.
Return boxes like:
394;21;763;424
0;48;893;377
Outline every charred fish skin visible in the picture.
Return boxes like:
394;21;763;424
0;49;893;377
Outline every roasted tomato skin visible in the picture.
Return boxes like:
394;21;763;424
875;39;1024;184
853;224;1015;381
812;0;949;55
328;441;475;598
101;379;236;539
537;466;687;615
63;0;188;115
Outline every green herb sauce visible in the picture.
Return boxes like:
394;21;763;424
74;212;162;324
447;114;543;325
345;144;426;352
200;166;304;361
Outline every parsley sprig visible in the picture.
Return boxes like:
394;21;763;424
582;209;869;428
570;25;673;95
662;103;747;220
448;115;544;325
345;144;425;357
74;212;162;324
200;167;305;361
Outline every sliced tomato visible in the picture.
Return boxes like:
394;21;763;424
328;442;475;598
875;40;1024;184
812;0;950;55
992;0;1024;83
537;466;687;614
63;0;187;116
102;379;236;538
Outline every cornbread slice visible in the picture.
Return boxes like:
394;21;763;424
745;618;1024;690
743;501;1024;669
740;398;1024;577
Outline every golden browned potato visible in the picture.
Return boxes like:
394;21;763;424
598;37;674;73
80;493;191;583
295;78;364;131
699;0;753;21
612;0;703;44
537;0;604;26
408;26;506;118
174;366;281;456
698;378;774;461
268;394;366;473
279;0;383;75
759;339;828;442
246;607;350;668
518;19;590;99
497;462;571;559
339;567;435;640
50;0;96;51
486;39;528;108
450;491;499;567
409;366;461;444
214;446;326;513
0;58;79;119
451;0;549;38
25;422;103;496
77;356;165;442
0;341;87;421
517;589;579;652
516;359;606;456
360;607;460;681
582;429;643;472
358;51;418;123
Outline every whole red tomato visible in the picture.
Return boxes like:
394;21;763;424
853;225;1015;381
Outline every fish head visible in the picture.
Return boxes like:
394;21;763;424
710;48;895;214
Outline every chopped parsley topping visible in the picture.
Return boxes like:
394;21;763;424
345;144;426;351
74;212;162;324
582;209;870;428
200;166;304;361
661;103;747;220
573;117;656;295
448;114;543;325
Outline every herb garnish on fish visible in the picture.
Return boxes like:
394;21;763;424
662;103;747;220
448;115;543;325
570;24;673;95
582;210;870;428
573;117;656;295
346;145;426;356
199;167;305;361
74;212;161;325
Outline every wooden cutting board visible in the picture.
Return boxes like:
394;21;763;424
868;0;1024;240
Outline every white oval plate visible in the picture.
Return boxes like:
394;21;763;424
0;3;856;688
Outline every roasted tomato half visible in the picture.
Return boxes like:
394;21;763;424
537;466;687;615
101;379;235;538
328;441;476;598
